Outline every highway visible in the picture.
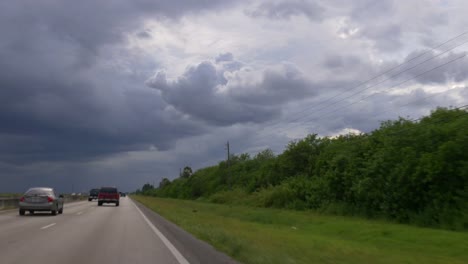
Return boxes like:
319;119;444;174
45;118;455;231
0;198;237;264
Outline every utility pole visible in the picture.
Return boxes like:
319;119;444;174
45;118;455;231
226;141;231;189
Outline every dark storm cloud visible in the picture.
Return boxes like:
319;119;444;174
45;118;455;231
0;85;205;164
0;0;236;54
1;0;466;194
146;55;323;125
0;0;237;164
0;62;203;163
226;63;318;105
147;61;279;126
246;0;325;21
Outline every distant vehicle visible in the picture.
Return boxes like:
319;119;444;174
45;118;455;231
19;187;64;216
88;188;100;201
119;192;126;197
98;187;120;206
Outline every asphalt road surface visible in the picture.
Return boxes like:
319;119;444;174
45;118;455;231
0;198;237;264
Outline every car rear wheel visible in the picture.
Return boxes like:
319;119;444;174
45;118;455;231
116;202;119;207
19;209;25;216
88;198;92;201
98;202;102;206
58;207;63;214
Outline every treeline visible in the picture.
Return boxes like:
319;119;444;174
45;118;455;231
141;107;468;230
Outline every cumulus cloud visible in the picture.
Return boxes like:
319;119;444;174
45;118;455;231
1;0;468;193
146;54;322;125
0;0;241;164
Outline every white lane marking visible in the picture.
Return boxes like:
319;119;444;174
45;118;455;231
41;223;56;230
131;200;190;264
76;211;83;215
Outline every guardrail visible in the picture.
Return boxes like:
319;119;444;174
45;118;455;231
0;195;88;210
0;198;19;210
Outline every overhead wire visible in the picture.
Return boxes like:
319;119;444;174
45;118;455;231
305;90;468;139
265;39;468;136
263;31;468;131
245;104;468;158
218;33;468;164
266;53;467;139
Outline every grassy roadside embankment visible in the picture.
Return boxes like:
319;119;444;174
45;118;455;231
133;195;468;264
0;194;20;211
0;193;20;197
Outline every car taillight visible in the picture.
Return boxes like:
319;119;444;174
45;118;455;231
20;197;25;202
47;196;54;203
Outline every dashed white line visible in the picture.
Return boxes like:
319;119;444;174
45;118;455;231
131;199;190;264
76;211;83;215
41;223;56;230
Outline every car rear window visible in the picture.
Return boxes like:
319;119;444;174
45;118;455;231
26;189;53;196
100;188;117;193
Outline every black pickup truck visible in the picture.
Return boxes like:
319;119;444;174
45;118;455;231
88;188;100;201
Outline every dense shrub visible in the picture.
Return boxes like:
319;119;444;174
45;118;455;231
142;107;468;230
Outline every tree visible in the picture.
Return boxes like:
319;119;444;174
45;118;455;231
159;178;171;188
140;107;468;230
141;183;154;194
254;149;275;161
181;166;193;178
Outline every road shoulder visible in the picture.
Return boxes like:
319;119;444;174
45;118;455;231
131;198;239;264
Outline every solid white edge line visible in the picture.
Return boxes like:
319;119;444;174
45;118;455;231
41;223;56;230
131;199;190;264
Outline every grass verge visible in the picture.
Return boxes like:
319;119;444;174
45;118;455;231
0;193;20;197
133;196;468;264
0;206;16;211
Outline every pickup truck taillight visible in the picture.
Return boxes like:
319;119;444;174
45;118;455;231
47;196;54;203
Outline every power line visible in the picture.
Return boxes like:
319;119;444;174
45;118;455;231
248;104;468;158
211;33;468;167
309;88;468;138
268;53;467;139
305;54;467;124
226;141;231;189
386;105;468;136
264;31;468;131
246;86;467;159
266;38;468;136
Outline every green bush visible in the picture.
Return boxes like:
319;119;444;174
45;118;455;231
141;107;468;230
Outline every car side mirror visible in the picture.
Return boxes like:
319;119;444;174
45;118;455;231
59;194;64;198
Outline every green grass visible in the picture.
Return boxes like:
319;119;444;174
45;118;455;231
133;196;468;264
0;193;20;197
0;206;16;211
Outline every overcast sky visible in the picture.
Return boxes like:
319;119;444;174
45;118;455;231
1;0;467;193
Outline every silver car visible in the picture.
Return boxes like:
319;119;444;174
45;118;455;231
19;187;64;216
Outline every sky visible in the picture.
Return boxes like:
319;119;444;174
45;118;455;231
1;0;467;193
